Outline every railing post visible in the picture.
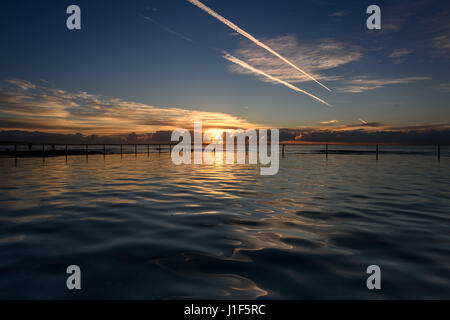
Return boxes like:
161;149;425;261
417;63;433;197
438;144;441;161
120;144;123;155
325;144;328;158
376;144;379;160
135;144;137;155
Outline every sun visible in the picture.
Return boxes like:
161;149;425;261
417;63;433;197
205;129;224;142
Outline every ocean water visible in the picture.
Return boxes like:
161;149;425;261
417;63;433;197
0;146;449;299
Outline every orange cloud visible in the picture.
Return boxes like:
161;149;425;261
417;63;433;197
0;79;261;134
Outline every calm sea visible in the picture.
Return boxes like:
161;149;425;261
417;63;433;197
0;145;449;299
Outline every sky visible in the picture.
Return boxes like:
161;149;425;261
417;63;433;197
0;0;449;141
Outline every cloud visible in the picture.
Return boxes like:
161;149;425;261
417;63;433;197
331;10;350;17
435;83;450;92
277;122;450;144
381;0;428;32
223;53;332;107
0;79;261;134
4;123;450;145
338;76;430;93
330;10;350;22
287;127;450;144
0;90;74;117
423;10;450;56
392;58;407;64
389;48;413;58
272;121;450;144
228;35;362;85
297;121;450;133
348;122;382;128
388;48;412;64
187;0;331;91
432;35;450;54
0;129;178;144
385;122;450;131
4;78;36;90
319;120;339;125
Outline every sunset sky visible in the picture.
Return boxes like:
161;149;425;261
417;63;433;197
0;0;449;138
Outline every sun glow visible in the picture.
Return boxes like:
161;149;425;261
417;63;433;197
204;129;225;142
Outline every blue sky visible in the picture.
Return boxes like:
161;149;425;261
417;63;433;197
0;0;449;135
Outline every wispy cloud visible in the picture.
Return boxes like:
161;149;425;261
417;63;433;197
325;121;383;130
223;53;332;107
330;10;350;22
423;10;450;57
0;79;260;134
389;48;413;58
388;48;413;64
331;10;350;17
228;35;362;84
319;120;339;125
435;83;450;92
432;35;450;54
381;0;428;32
338;76;430;93
392;58;407;64
5;78;36;90
187;0;331;91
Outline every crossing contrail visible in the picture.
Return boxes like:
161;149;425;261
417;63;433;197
188;0;332;92
224;53;332;107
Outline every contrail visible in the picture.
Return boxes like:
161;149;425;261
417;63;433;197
141;14;194;43
224;53;332;107
188;0;331;92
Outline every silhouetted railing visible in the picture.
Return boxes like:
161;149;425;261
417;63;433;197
0;142;446;161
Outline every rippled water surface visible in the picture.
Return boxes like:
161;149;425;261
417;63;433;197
1;148;449;299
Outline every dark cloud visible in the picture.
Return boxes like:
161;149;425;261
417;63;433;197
2;125;449;145
282;128;450;144
0;130;174;144
344;122;383;128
